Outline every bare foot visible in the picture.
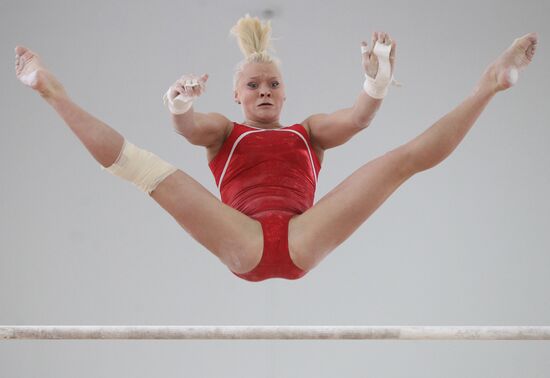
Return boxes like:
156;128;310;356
15;46;66;99
479;33;538;93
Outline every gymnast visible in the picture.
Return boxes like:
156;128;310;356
14;14;538;282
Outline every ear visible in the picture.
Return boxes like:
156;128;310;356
234;90;240;104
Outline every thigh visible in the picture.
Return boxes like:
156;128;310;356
150;169;263;274
288;146;416;271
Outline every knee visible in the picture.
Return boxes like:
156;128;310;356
288;233;327;272
101;139;178;195
388;145;419;178
400;139;451;174
220;234;263;275
291;253;319;272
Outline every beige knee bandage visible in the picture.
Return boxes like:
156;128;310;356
101;139;178;195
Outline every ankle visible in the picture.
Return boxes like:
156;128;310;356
33;69;67;102
42;86;69;106
44;92;73;115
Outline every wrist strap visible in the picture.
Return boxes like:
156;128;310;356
163;89;194;115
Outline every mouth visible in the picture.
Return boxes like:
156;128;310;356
258;103;273;107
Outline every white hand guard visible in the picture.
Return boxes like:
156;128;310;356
362;42;402;99
163;75;206;115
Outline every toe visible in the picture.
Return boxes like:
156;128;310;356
526;44;537;61
21;50;35;62
516;33;538;50
15;46;28;57
526;32;538;44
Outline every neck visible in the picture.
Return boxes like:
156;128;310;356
242;120;283;129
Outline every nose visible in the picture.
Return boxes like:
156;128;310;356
260;86;272;97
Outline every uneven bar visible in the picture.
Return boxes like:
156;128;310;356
1;326;550;340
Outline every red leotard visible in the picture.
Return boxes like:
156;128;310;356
208;122;322;281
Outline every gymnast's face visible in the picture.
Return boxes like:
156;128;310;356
234;62;286;126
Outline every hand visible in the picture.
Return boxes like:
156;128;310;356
361;31;396;79
168;73;209;102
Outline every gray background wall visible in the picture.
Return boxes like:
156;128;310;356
1;0;549;376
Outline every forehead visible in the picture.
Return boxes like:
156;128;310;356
241;62;281;79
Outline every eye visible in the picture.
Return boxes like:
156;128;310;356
247;82;257;88
272;81;280;88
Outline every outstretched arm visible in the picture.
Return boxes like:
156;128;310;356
303;92;382;150
304;32;396;150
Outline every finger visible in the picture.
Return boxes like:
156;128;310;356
199;79;207;94
175;84;185;96
191;80;201;94
390;40;397;59
191;84;201;96
360;41;369;58
183;76;194;87
378;32;385;44
183;78;197;90
198;73;209;93
179;83;191;96
184;78;200;96
168;86;179;99
183;83;194;96
372;31;378;48
390;41;397;75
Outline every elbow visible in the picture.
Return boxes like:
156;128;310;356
351;117;370;130
173;127;190;139
352;112;375;130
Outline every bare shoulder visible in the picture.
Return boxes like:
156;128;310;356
198;112;233;163
188;111;232;149
299;116;325;165
300;114;325;138
300;116;312;138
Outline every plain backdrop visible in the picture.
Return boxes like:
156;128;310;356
1;0;549;377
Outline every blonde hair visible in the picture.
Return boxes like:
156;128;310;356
229;13;282;90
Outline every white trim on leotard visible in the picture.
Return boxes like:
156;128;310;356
217;127;318;190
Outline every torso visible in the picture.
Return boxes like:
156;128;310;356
206;119;325;165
